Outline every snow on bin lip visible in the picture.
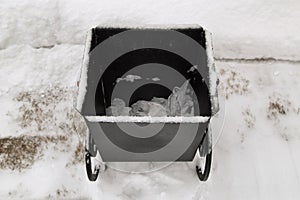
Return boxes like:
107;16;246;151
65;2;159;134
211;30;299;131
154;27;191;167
94;23;203;30
84;116;210;123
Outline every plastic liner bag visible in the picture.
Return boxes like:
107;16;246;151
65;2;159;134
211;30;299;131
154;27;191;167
166;80;194;116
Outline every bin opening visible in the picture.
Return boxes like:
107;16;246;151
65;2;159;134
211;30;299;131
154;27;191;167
91;30;212;117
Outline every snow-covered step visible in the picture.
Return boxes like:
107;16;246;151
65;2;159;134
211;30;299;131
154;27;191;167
1;0;300;60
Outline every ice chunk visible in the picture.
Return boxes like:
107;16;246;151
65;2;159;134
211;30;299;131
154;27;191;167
130;100;167;117
106;98;131;116
187;65;198;73
116;75;142;83
111;98;126;107
274;71;280;76
151;97;168;107
107;81;195;117
152;77;160;81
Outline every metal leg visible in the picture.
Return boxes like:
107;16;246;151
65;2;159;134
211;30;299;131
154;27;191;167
196;149;212;181
87;132;97;157
85;149;100;182
195;127;212;182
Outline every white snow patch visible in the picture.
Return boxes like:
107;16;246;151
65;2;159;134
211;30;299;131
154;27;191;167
274;71;280;76
76;30;92;112
55;0;300;60
1;1;300;199
206;30;219;115
1;59;300;200
0;0;58;49
95;23;202;30
152;77;160;81
187;65;198;72
116;74;142;83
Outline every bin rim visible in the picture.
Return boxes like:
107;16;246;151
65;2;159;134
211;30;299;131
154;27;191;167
84;116;210;123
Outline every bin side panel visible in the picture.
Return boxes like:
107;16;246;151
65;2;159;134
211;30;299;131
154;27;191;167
86;121;208;162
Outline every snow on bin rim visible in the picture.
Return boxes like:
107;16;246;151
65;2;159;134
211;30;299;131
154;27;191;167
85;116;210;123
93;23;203;30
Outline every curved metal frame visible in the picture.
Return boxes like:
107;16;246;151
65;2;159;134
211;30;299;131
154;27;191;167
196;149;212;181
85;150;100;182
195;127;212;182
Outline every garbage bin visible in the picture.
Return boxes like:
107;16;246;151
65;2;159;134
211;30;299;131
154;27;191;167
76;24;219;182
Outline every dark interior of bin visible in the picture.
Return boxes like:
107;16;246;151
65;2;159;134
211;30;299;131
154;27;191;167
91;27;212;117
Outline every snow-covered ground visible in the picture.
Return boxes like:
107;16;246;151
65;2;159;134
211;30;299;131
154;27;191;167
1;0;300;60
1;0;300;199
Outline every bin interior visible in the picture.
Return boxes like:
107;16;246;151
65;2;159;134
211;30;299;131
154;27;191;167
90;28;212;118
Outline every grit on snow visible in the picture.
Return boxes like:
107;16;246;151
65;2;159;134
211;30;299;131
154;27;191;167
1;0;300;200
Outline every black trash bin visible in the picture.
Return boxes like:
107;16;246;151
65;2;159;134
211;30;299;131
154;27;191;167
76;24;219;182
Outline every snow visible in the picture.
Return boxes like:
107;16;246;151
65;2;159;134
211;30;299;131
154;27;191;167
187;65;198;73
0;44;82;138
206;30;219;115
96;23;202;30
152;77;160;81
76;30;92;112
85;116;210;123
116;74;142;83
1;0;300;199
0;0;59;49
1;59;300;199
0;44;82;89
1;0;300;60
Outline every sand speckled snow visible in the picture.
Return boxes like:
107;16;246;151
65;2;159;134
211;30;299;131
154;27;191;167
1;61;300;200
1;0;300;60
0;0;300;199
